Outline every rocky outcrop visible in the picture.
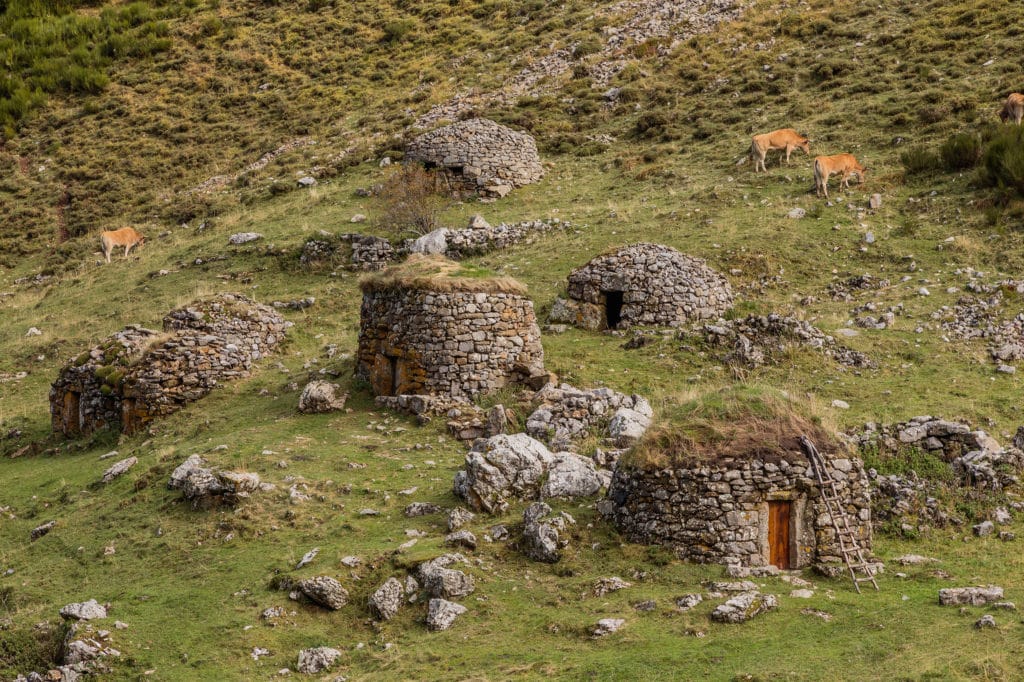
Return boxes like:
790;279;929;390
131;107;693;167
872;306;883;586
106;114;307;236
525;383;652;452
297;576;349;610
59;600;107;621
521;502;576;564
710;592;779;623
297;381;348;414
939;586;1004;606
167;454;263;508
426;598;467;631
296;647;342;674
369;577;404;621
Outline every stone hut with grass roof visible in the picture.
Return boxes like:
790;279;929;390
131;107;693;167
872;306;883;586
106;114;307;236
356;254;545;398
599;387;872;572
404;118;544;198
548;243;734;331
50;293;287;437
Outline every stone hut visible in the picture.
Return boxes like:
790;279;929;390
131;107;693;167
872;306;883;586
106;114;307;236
51;294;287;436
404;118;544;198
549;243;733;330
356;255;545;398
600;390;872;572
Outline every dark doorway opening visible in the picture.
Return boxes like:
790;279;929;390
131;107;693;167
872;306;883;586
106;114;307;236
388;355;400;396
603;290;624;329
63;391;81;435
768;500;792;569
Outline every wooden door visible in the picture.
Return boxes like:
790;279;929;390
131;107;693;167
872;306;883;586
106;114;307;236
768;501;791;569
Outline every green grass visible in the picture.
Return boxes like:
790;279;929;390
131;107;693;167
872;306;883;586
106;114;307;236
2;0;1024;678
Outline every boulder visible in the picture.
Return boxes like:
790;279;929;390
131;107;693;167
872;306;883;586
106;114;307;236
30;520;55;541
607;406;652;447
541;453;602;499
452;433;553;513
409;228;449;255
418;555;475;599
973;520;994;537
592;618;625;636
444;530;478;550
59;600;107;621
522;502;570;564
298;576;349;610
710;592;779;623
939;586;1004;606
296;176;317;188
447;506;475;531
405;502;442;517
296;647;340;674
426;598;466;631
298;381;348;414
368;577;404;621
676;594;703;611
975;614;997;629
101;456;137;484
228;232;263;245
467;214;491;229
167;454;206;490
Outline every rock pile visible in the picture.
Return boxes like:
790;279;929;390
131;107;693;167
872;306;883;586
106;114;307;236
50;294;287;437
549;243;733;330
521;502;576;563
698;313;875;369
525;383;653;452
167;454;265;508
405;118;543;197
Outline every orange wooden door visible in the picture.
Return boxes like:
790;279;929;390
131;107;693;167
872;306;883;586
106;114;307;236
768;501;791;569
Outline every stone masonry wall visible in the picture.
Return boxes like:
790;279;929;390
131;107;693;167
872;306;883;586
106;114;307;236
357;288;544;399
550;243;734;330
51;294;288;437
601;454;872;569
405;118;544;197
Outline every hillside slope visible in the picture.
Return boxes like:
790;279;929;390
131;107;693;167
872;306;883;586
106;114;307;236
2;0;1024;679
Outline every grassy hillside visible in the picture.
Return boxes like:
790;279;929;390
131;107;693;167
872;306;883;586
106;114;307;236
3;0;1024;679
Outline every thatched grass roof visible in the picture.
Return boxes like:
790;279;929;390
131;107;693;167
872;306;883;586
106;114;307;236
360;254;528;295
621;384;843;470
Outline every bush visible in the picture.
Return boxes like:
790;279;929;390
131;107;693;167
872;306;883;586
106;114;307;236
379;164;446;236
900;146;939;175
940;132;981;170
382;19;415;43
977;125;1024;200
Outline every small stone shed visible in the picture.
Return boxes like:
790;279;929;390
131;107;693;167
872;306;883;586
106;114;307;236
600;393;871;571
404;118;544;197
549;243;734;331
51;294;287;436
356;255;545;398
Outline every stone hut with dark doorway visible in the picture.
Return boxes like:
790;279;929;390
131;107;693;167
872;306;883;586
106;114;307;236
50;294;287;437
356;255;545;399
404;118;544;198
549;243;734;331
600;387;872;572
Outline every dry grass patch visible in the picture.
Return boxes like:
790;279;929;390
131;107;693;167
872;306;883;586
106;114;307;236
359;253;528;295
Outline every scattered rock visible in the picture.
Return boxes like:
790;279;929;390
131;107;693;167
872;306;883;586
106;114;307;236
789;589;815;599
452;433;553;513
467;214;491;230
101;456;137;483
521;502;571;564
296;647;340;674
633;600;656;612
939;586;1004;606
418;555;475;599
426;598;467;631
30;520;55;541
297;381;348;414
675;594;703;611
409;228;449;255
25;327;42;336
297;176;317;188
710;592;779;623
800;608;833;622
295;548;319;570
447;507;475;532
975;614;996;629
60;600;107;621
787;208;806;219
892;554;939;566
592;618;625;637
869;193;882;209
405;502;442;517
350;214;366;223
593;577;632;597
298;576;349;610
831;399;850;410
540;452;603;500
973;520;994;537
368;578;404;621
228;232;263;245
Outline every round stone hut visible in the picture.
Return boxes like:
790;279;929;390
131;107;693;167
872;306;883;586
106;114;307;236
404;118;544;198
51;294;287;436
600;388;872;572
548;243;734;331
356;255;545;399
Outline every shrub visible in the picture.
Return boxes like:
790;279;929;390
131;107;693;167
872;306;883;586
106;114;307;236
939;132;981;171
379;164;445;236
900;146;939;175
977;125;1024;200
382;19;415;43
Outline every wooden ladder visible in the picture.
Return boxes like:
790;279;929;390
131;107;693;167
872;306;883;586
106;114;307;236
799;435;879;593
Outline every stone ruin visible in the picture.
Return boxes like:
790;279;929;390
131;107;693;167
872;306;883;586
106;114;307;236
601;419;872;572
299;219;566;272
549;243;734;331
356;255;545;399
50;294;287;436
404;118;543;198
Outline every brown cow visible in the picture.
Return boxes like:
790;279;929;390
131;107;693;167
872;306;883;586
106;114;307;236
999;93;1024;124
813;154;867;198
100;227;146;263
750;128;810;172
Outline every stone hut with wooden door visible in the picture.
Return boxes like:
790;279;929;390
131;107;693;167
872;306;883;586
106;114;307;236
50;294;287;437
548;243;734;331
356;254;546;399
599;387;872;572
404;118;544;198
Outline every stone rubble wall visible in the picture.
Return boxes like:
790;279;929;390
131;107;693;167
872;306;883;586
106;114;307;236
50;294;288;436
601;454;872;569
550;243;733;330
405;119;543;197
357;288;544;399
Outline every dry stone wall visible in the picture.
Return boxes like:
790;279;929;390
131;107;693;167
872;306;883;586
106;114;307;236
550;243;733;330
357;288;544;399
601;453;872;570
51;294;287;436
405;119;543;197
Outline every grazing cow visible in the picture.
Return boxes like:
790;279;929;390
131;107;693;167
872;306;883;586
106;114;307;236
999;93;1024;124
100;227;146;263
813;154;867;198
750;128;811;172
